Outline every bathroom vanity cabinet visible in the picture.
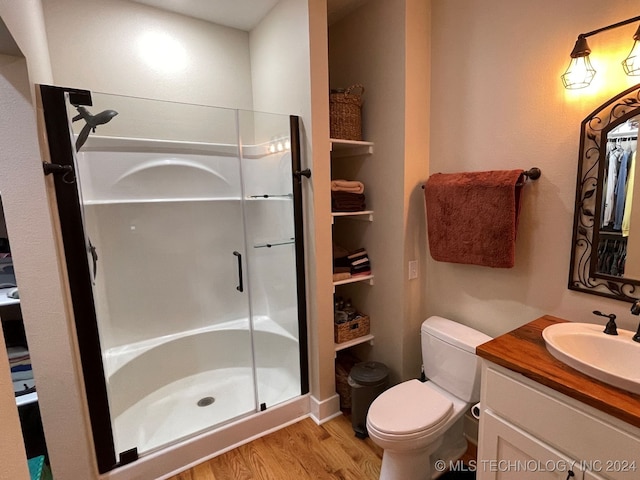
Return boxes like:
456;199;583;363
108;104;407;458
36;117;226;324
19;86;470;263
330;138;375;352
476;316;640;480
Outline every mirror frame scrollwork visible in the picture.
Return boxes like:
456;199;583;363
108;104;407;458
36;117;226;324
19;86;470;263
569;83;640;302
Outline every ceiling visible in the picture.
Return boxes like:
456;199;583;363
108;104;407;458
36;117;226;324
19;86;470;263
131;0;368;30
0;0;369;58
131;0;280;30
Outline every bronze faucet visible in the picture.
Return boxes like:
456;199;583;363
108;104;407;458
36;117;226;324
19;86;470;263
592;311;618;335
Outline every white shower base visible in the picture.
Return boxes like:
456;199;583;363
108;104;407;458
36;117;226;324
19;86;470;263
105;316;301;455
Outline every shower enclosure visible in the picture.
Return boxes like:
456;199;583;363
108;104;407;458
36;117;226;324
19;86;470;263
38;85;308;473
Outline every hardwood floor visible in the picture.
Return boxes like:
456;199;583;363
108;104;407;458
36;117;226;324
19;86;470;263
168;413;477;480
168;414;382;480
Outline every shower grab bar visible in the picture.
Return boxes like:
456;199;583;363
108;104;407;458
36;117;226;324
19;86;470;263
233;251;243;292
254;238;295;249
247;194;293;199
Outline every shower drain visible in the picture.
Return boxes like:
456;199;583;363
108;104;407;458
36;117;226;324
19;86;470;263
197;396;216;407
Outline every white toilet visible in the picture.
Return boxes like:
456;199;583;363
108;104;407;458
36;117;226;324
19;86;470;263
366;316;491;480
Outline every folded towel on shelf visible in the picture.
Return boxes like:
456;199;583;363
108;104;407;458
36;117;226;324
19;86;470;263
331;191;366;212
11;364;33;381
7;346;29;360
351;267;372;277
347;248;367;260
333;246;372;276
424;169;525;268
331;179;365;194
346;248;372;275
10;359;31;369
333;271;352;282
8;347;30;368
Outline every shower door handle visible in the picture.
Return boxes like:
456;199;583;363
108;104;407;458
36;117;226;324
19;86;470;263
233;251;244;292
89;238;98;283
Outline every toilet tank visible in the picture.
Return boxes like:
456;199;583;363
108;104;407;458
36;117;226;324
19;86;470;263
421;316;492;403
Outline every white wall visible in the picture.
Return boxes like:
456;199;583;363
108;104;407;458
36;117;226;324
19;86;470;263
428;0;640;338
250;0;312;116
41;0;253;110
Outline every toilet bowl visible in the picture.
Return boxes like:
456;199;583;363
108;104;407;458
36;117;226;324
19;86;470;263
366;316;491;480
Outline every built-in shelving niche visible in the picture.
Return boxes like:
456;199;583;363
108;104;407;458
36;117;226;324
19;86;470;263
330;138;375;352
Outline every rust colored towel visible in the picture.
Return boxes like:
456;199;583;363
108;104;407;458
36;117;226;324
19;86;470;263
424;169;525;268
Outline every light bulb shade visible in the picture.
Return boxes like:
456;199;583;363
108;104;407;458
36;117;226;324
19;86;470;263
622;39;640;75
570;36;592;58
562;55;596;89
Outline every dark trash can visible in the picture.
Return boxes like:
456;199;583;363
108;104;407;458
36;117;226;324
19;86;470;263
348;361;389;438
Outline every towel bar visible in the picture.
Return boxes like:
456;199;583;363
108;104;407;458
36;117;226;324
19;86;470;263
421;167;541;189
523;167;541;180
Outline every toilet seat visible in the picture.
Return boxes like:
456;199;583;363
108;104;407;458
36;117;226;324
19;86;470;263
367;379;453;440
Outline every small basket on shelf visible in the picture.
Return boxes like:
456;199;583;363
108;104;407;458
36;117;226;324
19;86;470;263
329;84;364;141
334;313;370;344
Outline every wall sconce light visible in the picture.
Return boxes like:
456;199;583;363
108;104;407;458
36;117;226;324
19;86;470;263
622;24;640;75
562;15;640;89
561;36;595;89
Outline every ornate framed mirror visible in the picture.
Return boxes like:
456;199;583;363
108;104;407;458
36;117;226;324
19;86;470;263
569;83;640;301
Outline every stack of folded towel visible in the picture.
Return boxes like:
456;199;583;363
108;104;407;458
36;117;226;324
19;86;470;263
346;248;371;277
8;346;34;395
333;243;352;281
333;245;372;280
331;179;366;212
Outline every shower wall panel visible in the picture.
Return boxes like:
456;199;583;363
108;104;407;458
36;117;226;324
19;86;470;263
85;201;246;349
77;145;249;350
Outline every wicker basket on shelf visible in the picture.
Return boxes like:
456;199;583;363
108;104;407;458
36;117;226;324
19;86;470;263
334;313;370;344
329;84;364;141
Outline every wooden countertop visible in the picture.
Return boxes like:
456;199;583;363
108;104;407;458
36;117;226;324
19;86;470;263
476;315;640;429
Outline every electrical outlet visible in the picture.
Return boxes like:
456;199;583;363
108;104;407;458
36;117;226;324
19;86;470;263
408;260;418;280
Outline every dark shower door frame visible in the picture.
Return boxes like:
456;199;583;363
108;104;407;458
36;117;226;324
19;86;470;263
37;84;309;473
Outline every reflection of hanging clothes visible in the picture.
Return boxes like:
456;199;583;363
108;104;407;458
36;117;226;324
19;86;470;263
622;150;636;237
613;149;632;230
603;147;621;227
597;237;627;276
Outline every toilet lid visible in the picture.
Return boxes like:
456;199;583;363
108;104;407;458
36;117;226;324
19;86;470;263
368;379;453;435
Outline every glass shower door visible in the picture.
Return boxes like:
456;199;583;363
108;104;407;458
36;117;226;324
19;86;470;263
238;111;307;410
66;92;257;457
39;85;307;473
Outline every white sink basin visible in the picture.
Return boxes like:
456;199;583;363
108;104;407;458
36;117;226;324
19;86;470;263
542;322;640;395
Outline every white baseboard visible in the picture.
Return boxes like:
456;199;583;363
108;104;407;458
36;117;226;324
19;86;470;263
308;393;341;424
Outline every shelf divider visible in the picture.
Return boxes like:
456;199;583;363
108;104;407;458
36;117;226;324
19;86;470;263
330;138;374;158
331;210;373;224
332;274;374;292
335;334;374;353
